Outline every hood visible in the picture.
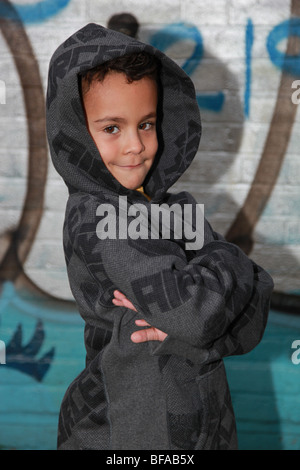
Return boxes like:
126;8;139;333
46;23;201;202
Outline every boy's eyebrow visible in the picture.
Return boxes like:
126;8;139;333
94;112;157;124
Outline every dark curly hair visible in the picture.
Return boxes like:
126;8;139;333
81;51;160;94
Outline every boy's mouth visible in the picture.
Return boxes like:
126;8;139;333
117;163;143;169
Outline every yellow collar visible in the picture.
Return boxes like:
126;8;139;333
136;186;151;201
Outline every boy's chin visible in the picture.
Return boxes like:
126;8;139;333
119;180;145;191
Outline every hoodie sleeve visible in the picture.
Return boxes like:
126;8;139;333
74;197;274;364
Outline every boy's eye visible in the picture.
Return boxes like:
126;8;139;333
139;122;154;131
104;125;119;134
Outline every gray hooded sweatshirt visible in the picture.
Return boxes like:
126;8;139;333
46;23;274;450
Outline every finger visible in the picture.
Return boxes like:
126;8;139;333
131;327;163;343
131;328;153;343
122;298;137;311
113;299;137;312
113;290;126;300
135;319;151;327
113;290;137;312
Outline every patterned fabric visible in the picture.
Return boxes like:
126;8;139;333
46;23;274;450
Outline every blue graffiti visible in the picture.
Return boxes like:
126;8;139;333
150;22;203;76
196;92;224;112
244;19;254;118
267;18;300;77
150;18;300;117
0;0;71;24
150;22;225;113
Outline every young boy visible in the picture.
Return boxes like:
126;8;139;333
46;23;274;450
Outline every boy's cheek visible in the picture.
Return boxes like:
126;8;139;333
92;138;111;161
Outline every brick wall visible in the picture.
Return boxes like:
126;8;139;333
0;0;299;450
1;0;299;297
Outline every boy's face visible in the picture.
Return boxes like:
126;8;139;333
82;71;158;190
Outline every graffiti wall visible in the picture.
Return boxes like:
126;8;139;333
0;0;299;450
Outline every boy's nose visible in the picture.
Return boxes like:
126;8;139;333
124;130;145;155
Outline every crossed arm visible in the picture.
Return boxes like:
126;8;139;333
113;290;167;343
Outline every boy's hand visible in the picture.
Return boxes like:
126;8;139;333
113;290;167;343
112;289;138;312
